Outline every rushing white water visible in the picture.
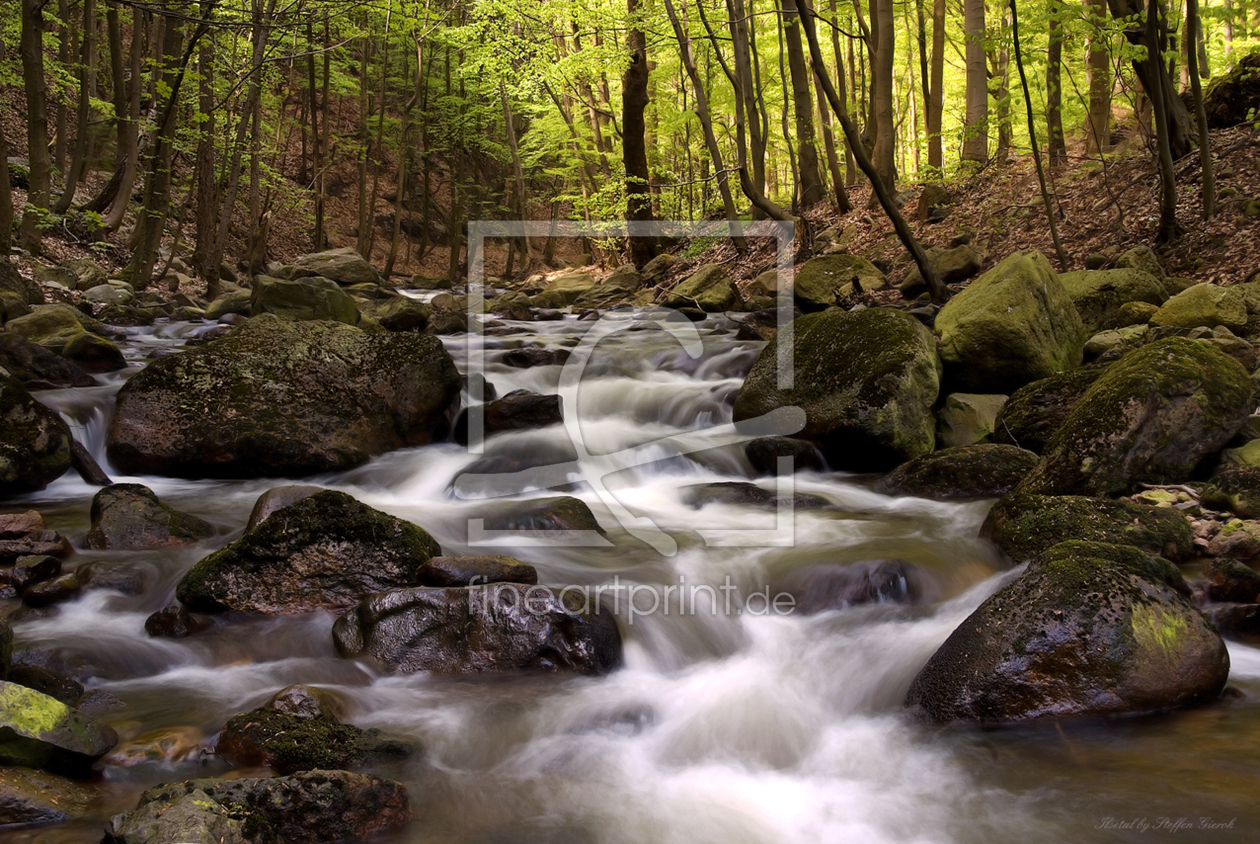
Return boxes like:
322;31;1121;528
10;310;1260;844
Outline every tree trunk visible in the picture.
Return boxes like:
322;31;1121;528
1085;0;1111;154
0;37;12;258
776;9;799;207
624;0;657;268
962;0;989;164
19;0;52;256
928;0;945;171
192;0;218;290
500;80;531;268
100;5;144;231
994;9;1013;160
1141;0;1182;242
54;0;70;177
356;28;372;257
871;0;896;191
782;0;825;207
308;22;324;252
815;68;852;213
1107;0;1194;159
55;0;98;213
730;0;769;212
1186;0;1214;220
1047;0;1066;165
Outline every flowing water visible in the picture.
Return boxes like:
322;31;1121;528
8;308;1260;843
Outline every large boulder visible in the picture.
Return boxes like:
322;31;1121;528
980;492;1195;563
1149;283;1247;331
791;254;886;310
0;681;117;776
935;393;1007;448
107;315;462;478
905;541;1228;723
0;372;73;495
1114;245;1166;282
104;770;411;844
898;245;983;298
0;334;95;389
277;247;382;286
663;264;740;312
1017;338;1253;496
453;390;563;445
1201;467;1260;519
84;484;215;550
333;584;622;675
250;276;360;325
1058;268;1168;332
991;364;1108;454
934;250;1085;392
175;491;441;614
61;332;126;373
732;309;941;471
216;708;410;775
204;290;253;321
572;265;641;310
4;306;86;353
875;444;1038;499
543;270;597;305
1203;51;1260;128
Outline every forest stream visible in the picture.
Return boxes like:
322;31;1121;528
7;304;1260;844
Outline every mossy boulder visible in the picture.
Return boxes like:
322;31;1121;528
980;492;1195;563
876;444;1039;499
1202;558;1260;603
250;275;360;325
0;681;118;776
216;708;410;775
543;270;597;305
898;244;983;298
744;436;826;475
934;250;1085;393
935;392;1008;448
791;254;887;310
1114;245;1166;282
732;309;941;471
663;263;740;312
992;365;1107;454
276;247;381;287
1017;338;1253;496
0;372;73;495
572;265;642;310
1059;268;1168;333
333;583;622;675
176;491;440;615
61;332;126;373
4;306;86;353
1149;283;1247;331
905;541;1228;723
106;315;462;478
105;770;411;844
1201;467;1260;519
204;290;253;321
84;484;215;550
357;295;429;332
1206;519;1260;560
0;334;95;390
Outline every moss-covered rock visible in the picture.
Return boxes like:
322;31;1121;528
1202;466;1260;519
876;444;1039;499
105;770;411;844
175;491;441;614
1017;338;1253;496
0;334;96;390
732;309;941;471
356;295;429;332
1149;283;1247;331
1059;268;1168;333
84;484;214;550
905;541;1228;723
204;290;253;321
572;265;642;310
980;492;1195;563
4;306;86;353
935;392;1007;448
791;254;886;310
934;250;1085;393
333;584;622;675
216;708;410;775
744;436;826;475
898;244;983;298
250;275;360;325
543;270;597;305
275;247;381;287
1202;558;1260;603
1114;245;1166;282
61;332;126;373
106;315;461;478
1206;519;1260;560
663;263;740;312
992;365;1107;454
0;681;118;776
0;372;73;496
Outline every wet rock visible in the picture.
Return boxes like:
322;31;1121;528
0;681;117;776
981;492;1195;564
426;308;468;336
244;485;325;531
934;250;1085;393
362;296;429;332
906;541;1227;723
0;510;43;537
476;496;605;536
1207;604;1260;641
249;275;360;326
107;315;462;478
11;555;61;592
84;484;214;551
1202;558;1260;603
61;331;127;373
1017;338;1253;496
572;265;642;310
204;290;253;321
419;555;538;587
265;685;346;722
70;439;112;487
77;561;157;596
876;444;1039;499
685;482;830;510
663;264;741;312
103;726;207;770
733;308;941;472
991;364;1107;454
1059;268;1168;333
453;390;563;445
935;393;1008;449
501;346;571;368
771;560;919;615
1206;519;1260;560
175;491;441;615
4;305;87;353
105;770;411;844
0;529;71;565
0;767;94;827
543;271;597;306
1201;466;1260;519
333;584;622;675
6;664;83;706
744;436;826;475
276;247;382;287
733;307;791;342
0;371;73;494
0;333;96;389
21;572;81;607
217;708;410;775
0;618;10;680
144;605;212;639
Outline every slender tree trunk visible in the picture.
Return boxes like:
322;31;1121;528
783;0;825;207
870;0;896;191
1186;0;1214;220
624;0;657;268
828;0;858;185
730;0;769;212
308;22;324;251
776;10;799;207
962;0;989;164
994;10;1013;160
19;0;52;256
1047;0;1067;165
101;6;144;231
1142;0;1182;242
1085;0;1111;154
0;37;12;258
54;0;70;177
356;26;372;256
192;0;218;289
1223;0;1234;64
928;0;945;170
366;8;393;261
1107;0;1194;159
55;0;97;213
815;69;852;213
500;81;531;266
